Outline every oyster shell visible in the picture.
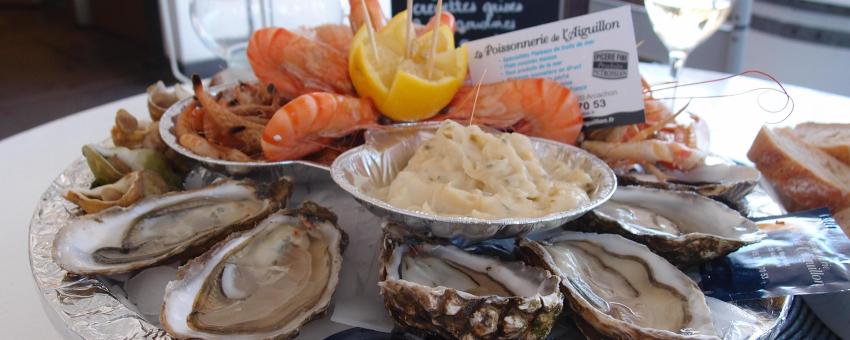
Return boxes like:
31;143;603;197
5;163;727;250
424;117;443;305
161;202;346;339
518;232;719;340
52;178;291;275
379;228;563;339
64;170;170;214
618;163;760;206
568;186;762;266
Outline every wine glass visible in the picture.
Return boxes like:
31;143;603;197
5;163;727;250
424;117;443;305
644;0;735;80
189;0;345;70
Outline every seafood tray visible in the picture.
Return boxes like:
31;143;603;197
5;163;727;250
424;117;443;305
29;157;792;339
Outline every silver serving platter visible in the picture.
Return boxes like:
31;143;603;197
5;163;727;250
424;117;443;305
29;155;794;339
158;84;327;175
331;122;617;243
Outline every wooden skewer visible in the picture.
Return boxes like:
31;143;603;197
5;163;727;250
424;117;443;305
361;0;380;62
467;68;488;126
426;0;443;78
404;0;414;59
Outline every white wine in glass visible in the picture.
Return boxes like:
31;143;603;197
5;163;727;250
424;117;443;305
644;0;734;80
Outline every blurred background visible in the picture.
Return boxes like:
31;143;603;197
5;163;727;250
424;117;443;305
1;0;848;140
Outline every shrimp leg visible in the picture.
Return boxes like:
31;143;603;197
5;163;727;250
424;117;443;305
192;76;264;155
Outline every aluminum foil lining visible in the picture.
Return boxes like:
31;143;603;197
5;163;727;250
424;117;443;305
158;84;328;175
330;122;618;243
29;157;793;339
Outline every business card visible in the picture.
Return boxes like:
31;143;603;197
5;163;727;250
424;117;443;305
463;6;645;129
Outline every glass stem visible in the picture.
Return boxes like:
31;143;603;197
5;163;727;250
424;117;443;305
668;50;688;110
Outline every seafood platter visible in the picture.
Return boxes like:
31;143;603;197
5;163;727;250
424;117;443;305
29;1;850;339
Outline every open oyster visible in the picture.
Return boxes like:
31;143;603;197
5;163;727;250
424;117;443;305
567;186;761;266
379;228;563;339
64;170;169;214
53;178;291;275
518;232;718;340
161;202;346;339
618;163;760;206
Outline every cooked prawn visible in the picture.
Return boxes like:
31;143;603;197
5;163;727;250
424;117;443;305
247;28;354;99
262;92;380;161
192;76;264;155
304;24;353;55
349;0;385;32
418;11;456;35
438;78;584;145
582;139;706;170
173;105;251;162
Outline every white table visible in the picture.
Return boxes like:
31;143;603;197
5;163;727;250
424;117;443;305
3;64;849;339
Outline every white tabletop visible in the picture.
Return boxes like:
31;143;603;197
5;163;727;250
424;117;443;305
3;64;850;339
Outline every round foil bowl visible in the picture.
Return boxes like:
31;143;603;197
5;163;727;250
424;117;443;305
159;84;326;175
330;122;617;243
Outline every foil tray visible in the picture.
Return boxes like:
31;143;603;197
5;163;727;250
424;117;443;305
29;158;793;339
331;122;617;243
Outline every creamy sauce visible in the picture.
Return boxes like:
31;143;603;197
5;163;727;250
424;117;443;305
380;121;592;219
595;201;682;236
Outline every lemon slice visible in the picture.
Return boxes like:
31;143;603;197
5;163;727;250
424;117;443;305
349;10;468;121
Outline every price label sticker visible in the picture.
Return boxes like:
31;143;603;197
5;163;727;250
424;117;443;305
464;6;645;129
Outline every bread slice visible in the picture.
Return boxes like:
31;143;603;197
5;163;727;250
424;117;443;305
747;126;850;212
835;206;850;237
794;122;850;165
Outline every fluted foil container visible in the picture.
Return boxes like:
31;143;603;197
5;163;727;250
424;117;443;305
159;84;327;175
330;122;618;243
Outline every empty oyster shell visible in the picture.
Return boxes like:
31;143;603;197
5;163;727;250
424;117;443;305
64;170;169;214
161;202;346;339
567;186;762;266
618;163;760;206
52;178;291;275
518;232;718;340
379;228;563;339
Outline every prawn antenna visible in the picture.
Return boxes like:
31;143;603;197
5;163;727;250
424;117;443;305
426;0;443;78
468;68;488;127
361;0;381;63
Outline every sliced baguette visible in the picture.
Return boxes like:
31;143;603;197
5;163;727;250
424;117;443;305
747;126;850;212
793;122;850;165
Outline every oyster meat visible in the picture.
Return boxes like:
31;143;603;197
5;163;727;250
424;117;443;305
568;186;762;266
618;162;760;206
518;232;718;340
379;228;563;339
53;178;290;275
161;202;346;339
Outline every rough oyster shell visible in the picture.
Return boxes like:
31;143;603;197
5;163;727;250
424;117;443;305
618;163;760;206
52;178;291;275
517;232;718;340
161;202;347;339
63;170;169;214
567;186;762;266
378;228;563;339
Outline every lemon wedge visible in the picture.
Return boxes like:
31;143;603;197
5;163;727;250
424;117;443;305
349;10;468;121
